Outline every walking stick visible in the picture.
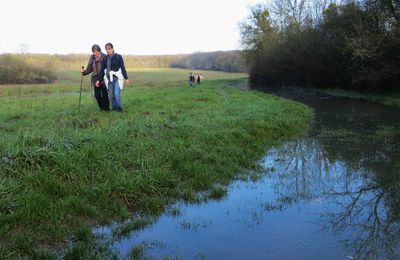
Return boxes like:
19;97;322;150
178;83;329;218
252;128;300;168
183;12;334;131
79;66;84;111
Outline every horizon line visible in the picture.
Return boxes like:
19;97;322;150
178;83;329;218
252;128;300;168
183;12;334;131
0;49;242;56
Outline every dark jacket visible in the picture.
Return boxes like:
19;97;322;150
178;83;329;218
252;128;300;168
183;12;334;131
83;53;107;82
99;53;128;81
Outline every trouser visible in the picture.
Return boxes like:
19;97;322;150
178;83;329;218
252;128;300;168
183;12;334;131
108;79;122;112
92;77;109;111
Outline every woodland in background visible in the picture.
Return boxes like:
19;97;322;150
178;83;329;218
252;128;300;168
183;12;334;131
0;51;246;84
171;51;246;72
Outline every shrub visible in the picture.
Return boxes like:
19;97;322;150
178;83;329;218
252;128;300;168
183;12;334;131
0;54;56;84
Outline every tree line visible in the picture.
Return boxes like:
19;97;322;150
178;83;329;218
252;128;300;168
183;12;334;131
240;0;400;92
54;52;246;71
0;51;246;84
171;51;247;72
53;54;184;69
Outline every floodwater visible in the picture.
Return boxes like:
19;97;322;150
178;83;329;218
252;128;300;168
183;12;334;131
94;85;400;259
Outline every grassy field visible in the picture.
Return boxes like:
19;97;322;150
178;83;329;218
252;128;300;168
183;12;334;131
0;69;312;258
324;89;400;108
0;68;247;97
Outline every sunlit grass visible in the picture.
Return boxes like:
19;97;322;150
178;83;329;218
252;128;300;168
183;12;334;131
0;69;312;257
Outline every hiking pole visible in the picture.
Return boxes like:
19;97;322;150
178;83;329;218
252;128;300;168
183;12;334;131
79;66;84;111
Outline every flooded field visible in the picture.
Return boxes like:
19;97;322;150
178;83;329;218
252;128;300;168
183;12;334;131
95;86;400;259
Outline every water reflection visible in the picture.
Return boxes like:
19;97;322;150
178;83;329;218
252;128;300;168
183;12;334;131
262;135;400;259
258;86;400;259
93;86;400;259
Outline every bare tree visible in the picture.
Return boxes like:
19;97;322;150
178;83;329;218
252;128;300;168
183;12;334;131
18;43;30;54
267;0;343;28
269;0;310;28
309;0;339;24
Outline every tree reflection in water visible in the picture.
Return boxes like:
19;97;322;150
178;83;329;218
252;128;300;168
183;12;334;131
261;126;400;259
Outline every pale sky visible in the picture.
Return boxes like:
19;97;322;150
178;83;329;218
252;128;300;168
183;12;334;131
1;0;262;55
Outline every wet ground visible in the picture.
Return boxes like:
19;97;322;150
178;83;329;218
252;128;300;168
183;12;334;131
94;85;400;259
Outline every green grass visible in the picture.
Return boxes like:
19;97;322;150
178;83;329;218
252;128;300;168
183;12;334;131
0;69;312;257
112;217;154;239
324;89;400;107
0;68;247;98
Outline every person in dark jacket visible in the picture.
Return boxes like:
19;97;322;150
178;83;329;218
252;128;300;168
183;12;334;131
99;42;129;112
81;44;109;111
188;73;194;87
196;73;201;84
